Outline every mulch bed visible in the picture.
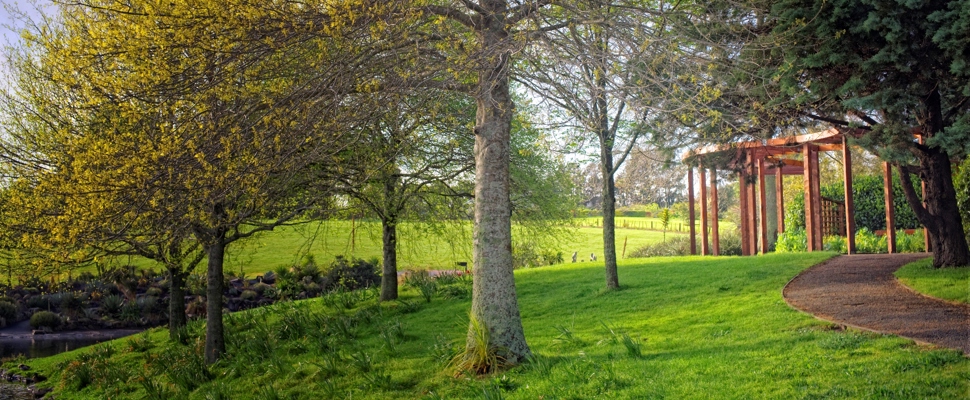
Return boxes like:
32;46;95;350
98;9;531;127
783;253;969;355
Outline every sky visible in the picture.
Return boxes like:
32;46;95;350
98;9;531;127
0;0;49;81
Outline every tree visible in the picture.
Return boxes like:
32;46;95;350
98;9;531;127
1;0;382;363
415;0;566;367
763;0;970;266
520;1;665;290
334;91;474;301
615;145;686;208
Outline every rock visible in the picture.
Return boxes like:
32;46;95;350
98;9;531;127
261;271;276;284
18;364;30;371
30;385;52;398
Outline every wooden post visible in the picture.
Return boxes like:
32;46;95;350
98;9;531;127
776;166;785;235
918;135;931;252
803;143;822;251
710;167;720;256
700;166;709;256
884;162;897;253
758;157;769;254
688;167;697;255
739;170;750;255
745;160;756;253
842;137;856;254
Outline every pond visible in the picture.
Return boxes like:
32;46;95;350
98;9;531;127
0;320;142;359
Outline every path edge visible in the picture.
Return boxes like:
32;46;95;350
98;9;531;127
780;254;963;355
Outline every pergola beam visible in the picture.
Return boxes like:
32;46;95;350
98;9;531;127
688;167;697;255
757;157;769;254
700;166;709;256
884;162;897;253
711;167;720;256
842;137;856;254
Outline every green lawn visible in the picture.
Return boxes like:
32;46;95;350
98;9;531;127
106;219;685;277
894;258;970;304
571;216;737;234
21;252;969;399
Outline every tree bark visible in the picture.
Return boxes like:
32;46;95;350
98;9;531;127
896;87;970;267
380;216;398;301
167;267;188;342
600;137;619;290
467;0;531;366
898;152;969;267
204;234;226;364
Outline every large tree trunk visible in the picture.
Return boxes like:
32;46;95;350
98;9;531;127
167;267;188;342
466;0;531;366
380;216;398;301
897;88;970;267
204;235;226;364
898;151;969;267
600;138;619;290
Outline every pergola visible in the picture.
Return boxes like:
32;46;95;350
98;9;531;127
683;127;922;256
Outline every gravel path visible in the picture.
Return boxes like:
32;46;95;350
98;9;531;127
783;253;970;355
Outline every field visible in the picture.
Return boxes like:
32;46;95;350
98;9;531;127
109;218;689;277
21;252;969;399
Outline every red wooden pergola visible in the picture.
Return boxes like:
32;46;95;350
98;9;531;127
683;127;922;256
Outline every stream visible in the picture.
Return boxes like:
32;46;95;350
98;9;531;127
0;320;143;398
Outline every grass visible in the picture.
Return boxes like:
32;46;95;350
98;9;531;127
894;258;970;304
18;252;969;399
571;216;737;234
91;219;684;278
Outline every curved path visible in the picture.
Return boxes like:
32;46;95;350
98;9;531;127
784;253;969;355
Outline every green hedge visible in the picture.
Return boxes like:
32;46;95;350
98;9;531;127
787;173;922;232
955;157;970;245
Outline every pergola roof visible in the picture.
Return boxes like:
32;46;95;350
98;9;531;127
683;128;847;174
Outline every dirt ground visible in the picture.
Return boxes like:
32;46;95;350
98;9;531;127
783;253;969;355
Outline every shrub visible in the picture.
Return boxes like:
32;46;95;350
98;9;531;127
324;256;380;291
293;255;322;281
252;282;272;294
823;235;847;253
0;301;18;321
897;230;926;253
121;301;141;322
100;294;124;315
146;287;163;297
855;227;888;254
789;175;923;233
30;311;62;330
136;296;161;314
26;294;52;310
404;271;437;303
58;292;83;313
629;236;690;257
776;229;807;253
718;231;743;256
512;242;562;268
240;290;258;301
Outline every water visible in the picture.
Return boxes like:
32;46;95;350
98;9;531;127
0;327;142;400
0;336;126;359
0;320;142;360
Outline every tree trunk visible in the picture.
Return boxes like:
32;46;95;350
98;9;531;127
204;235;226;364
167;267;188;342
898;151;969;267
600;139;619;290
897;88;970;267
380;217;398;301
467;0;531;366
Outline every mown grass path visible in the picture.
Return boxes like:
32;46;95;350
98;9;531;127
784;253;970;354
